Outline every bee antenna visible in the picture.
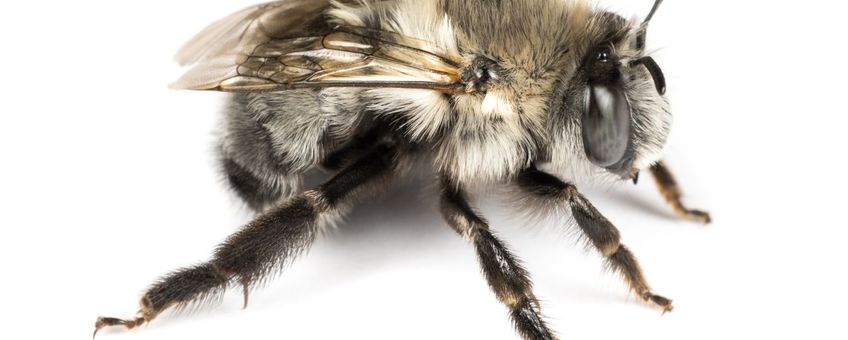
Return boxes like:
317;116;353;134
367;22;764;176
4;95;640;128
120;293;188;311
636;0;664;50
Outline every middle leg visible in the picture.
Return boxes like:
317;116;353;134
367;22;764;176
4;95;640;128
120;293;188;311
439;177;556;340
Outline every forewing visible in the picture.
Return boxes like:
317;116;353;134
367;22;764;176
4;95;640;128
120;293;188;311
172;2;466;93
175;0;332;66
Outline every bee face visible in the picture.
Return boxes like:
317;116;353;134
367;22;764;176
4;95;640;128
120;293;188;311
549;8;672;181
435;0;672;182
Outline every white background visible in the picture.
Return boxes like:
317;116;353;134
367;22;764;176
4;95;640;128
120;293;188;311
1;1;846;339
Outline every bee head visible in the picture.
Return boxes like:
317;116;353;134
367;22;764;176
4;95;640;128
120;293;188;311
553;0;671;181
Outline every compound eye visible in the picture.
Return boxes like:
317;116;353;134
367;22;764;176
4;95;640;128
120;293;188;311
583;85;633;170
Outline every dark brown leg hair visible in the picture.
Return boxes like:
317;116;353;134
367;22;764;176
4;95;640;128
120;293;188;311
94;143;399;337
440;177;557;340
649;161;711;223
516;166;673;312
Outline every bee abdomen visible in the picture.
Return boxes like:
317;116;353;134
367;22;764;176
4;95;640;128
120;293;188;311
220;157;287;212
218;91;364;211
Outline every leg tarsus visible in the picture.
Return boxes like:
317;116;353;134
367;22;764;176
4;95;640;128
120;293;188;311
650;161;711;224
643;292;673;313
607;245;673;313
684;209;711;224
94;290;162;338
93;315;147;339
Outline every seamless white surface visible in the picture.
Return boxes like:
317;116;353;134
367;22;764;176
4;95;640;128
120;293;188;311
1;1;845;339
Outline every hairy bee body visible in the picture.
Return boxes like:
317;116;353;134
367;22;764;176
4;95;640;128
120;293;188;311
96;1;703;339
219;0;670;212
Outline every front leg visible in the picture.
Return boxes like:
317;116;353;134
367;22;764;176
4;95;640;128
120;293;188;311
439;177;556;340
649;161;711;223
516;166;673;312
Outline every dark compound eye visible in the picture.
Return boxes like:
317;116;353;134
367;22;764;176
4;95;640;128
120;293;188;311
583;84;633;173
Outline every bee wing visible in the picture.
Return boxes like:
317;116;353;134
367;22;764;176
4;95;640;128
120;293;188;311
175;0;346;66
172;2;467;93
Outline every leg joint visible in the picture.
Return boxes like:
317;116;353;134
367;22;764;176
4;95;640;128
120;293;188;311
600;238;622;258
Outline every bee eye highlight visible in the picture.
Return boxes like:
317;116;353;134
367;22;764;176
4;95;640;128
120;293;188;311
585;45;620;85
594;48;611;62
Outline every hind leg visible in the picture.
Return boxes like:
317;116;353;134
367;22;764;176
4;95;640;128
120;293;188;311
95;142;400;336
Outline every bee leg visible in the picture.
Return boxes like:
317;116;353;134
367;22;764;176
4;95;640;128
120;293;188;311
440;177;557;340
649;161;711;224
94;143;399;337
516;167;673;313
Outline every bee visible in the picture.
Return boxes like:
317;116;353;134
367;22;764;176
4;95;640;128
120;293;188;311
95;0;710;339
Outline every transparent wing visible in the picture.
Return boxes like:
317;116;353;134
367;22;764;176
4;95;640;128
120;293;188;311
175;0;333;67
172;2;468;93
